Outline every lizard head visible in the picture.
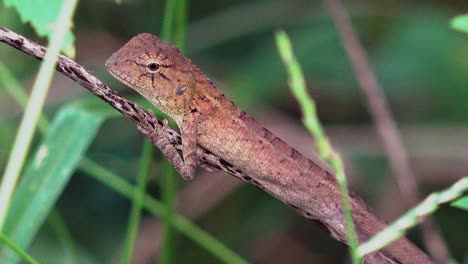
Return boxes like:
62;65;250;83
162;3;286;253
106;33;196;124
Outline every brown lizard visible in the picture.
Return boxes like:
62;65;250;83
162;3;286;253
105;33;433;264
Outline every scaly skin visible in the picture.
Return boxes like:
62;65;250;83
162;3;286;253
106;33;433;264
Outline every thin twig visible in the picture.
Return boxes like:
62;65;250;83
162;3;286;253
358;177;467;256
323;0;450;262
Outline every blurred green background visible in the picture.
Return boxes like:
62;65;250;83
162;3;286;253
0;0;467;263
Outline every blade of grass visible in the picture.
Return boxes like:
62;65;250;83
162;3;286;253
122;140;153;264
0;0;78;229
275;30;360;264
159;0;187;263
1;104;104;263
358;177;468;257
80;159;248;264
0;232;39;264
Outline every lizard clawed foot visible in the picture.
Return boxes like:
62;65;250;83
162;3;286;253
161;119;170;130
136;109;163;137
198;162;215;172
145;109;159;126
179;165;196;181
136;123;152;136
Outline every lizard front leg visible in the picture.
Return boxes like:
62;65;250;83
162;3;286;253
178;109;201;181
137;110;198;181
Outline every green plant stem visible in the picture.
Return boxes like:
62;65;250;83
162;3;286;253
0;0;78;230
47;210;77;264
161;0;177;41
79;158;248;264
174;0;188;51
358;177;468;257
0;63;49;131
159;0;187;262
123;140;153;264
0;232;39;264
275;30;360;264
161;163;178;264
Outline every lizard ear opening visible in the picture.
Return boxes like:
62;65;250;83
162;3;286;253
176;85;187;96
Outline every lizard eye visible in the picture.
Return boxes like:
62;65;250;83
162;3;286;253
147;62;160;72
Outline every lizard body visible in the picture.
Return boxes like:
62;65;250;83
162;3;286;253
106;33;433;264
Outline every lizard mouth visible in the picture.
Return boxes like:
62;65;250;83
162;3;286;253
106;62;164;104
104;57;112;69
106;66;130;85
106;66;143;93
105;53;154;92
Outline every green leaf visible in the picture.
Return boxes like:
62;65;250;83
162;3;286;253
4;0;76;56
0;104;105;263
451;195;468;210
451;14;468;34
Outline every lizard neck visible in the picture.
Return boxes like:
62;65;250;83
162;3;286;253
189;69;226;113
